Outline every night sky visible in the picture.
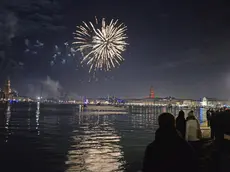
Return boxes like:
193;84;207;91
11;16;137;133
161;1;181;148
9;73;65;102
0;0;230;99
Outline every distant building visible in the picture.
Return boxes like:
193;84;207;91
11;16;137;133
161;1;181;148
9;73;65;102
0;78;18;100
3;78;12;99
149;86;154;98
0;89;4;99
125;97;200;107
201;97;230;107
125;98;169;106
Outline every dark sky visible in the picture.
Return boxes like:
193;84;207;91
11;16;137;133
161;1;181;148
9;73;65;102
1;0;230;99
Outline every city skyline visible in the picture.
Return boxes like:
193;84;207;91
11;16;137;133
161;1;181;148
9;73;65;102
0;1;230;99
1;77;229;102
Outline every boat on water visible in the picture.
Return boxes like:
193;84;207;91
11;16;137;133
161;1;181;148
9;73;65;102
80;104;128;112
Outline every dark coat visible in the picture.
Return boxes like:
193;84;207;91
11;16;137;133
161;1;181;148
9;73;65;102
176;115;186;138
214;111;230;148
143;128;199;172
206;110;211;120
210;112;216;129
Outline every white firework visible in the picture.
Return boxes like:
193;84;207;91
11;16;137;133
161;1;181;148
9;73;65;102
73;17;128;72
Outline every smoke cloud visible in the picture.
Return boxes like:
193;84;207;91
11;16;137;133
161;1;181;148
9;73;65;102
0;12;18;45
20;77;81;100
0;0;65;45
41;76;62;99
23;76;62;99
5;13;18;42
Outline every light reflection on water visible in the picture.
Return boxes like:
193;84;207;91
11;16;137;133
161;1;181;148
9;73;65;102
66;116;125;172
0;104;207;172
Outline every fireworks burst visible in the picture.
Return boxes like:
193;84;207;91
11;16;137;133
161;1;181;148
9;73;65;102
73;17;128;72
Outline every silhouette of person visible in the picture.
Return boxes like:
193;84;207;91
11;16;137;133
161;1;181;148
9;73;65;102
210;111;217;139
176;110;186;138
143;113;199;172
206;109;211;127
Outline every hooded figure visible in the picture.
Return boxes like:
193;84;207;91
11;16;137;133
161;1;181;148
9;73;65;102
186;111;202;141
143;113;199;172
176;110;186;138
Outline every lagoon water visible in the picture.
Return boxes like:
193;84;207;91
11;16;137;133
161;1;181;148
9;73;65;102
0;103;206;172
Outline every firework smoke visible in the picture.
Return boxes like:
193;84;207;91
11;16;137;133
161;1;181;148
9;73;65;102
41;76;62;98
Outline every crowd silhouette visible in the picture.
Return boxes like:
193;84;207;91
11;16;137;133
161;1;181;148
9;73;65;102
143;108;230;172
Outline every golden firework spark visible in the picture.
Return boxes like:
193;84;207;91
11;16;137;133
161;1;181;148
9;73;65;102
73;17;128;72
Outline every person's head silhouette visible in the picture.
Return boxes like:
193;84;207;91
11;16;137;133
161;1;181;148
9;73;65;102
158;113;175;129
178;110;185;118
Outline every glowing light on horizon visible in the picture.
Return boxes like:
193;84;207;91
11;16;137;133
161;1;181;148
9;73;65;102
73;17;128;72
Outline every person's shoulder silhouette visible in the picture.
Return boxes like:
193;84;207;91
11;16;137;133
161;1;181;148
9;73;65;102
143;113;199;172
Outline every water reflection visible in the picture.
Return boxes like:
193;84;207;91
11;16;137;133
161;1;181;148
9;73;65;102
5;103;11;142
130;107;207;129
36;102;40;135
2;102;43;142
66;114;125;172
5;103;11;129
131;114;157;129
0;104;209;172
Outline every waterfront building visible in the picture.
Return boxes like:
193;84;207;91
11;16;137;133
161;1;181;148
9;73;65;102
16;96;33;102
0;78;18;100
3;78;12;99
125;98;170;106
0;78;22;101
177;99;200;107
125;97;199;107
201;97;230;107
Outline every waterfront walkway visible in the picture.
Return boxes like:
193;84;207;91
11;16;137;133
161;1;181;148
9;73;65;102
200;121;211;138
196;121;214;171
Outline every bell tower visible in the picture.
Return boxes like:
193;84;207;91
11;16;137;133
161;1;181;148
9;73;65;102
149;86;154;98
4;77;11;99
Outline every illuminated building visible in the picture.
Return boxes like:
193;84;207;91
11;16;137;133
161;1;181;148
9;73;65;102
201;97;230;107
201;97;208;107
125;96;230;108
149;86;154;98
125;98;200;107
0;78;18;100
4;77;12;99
